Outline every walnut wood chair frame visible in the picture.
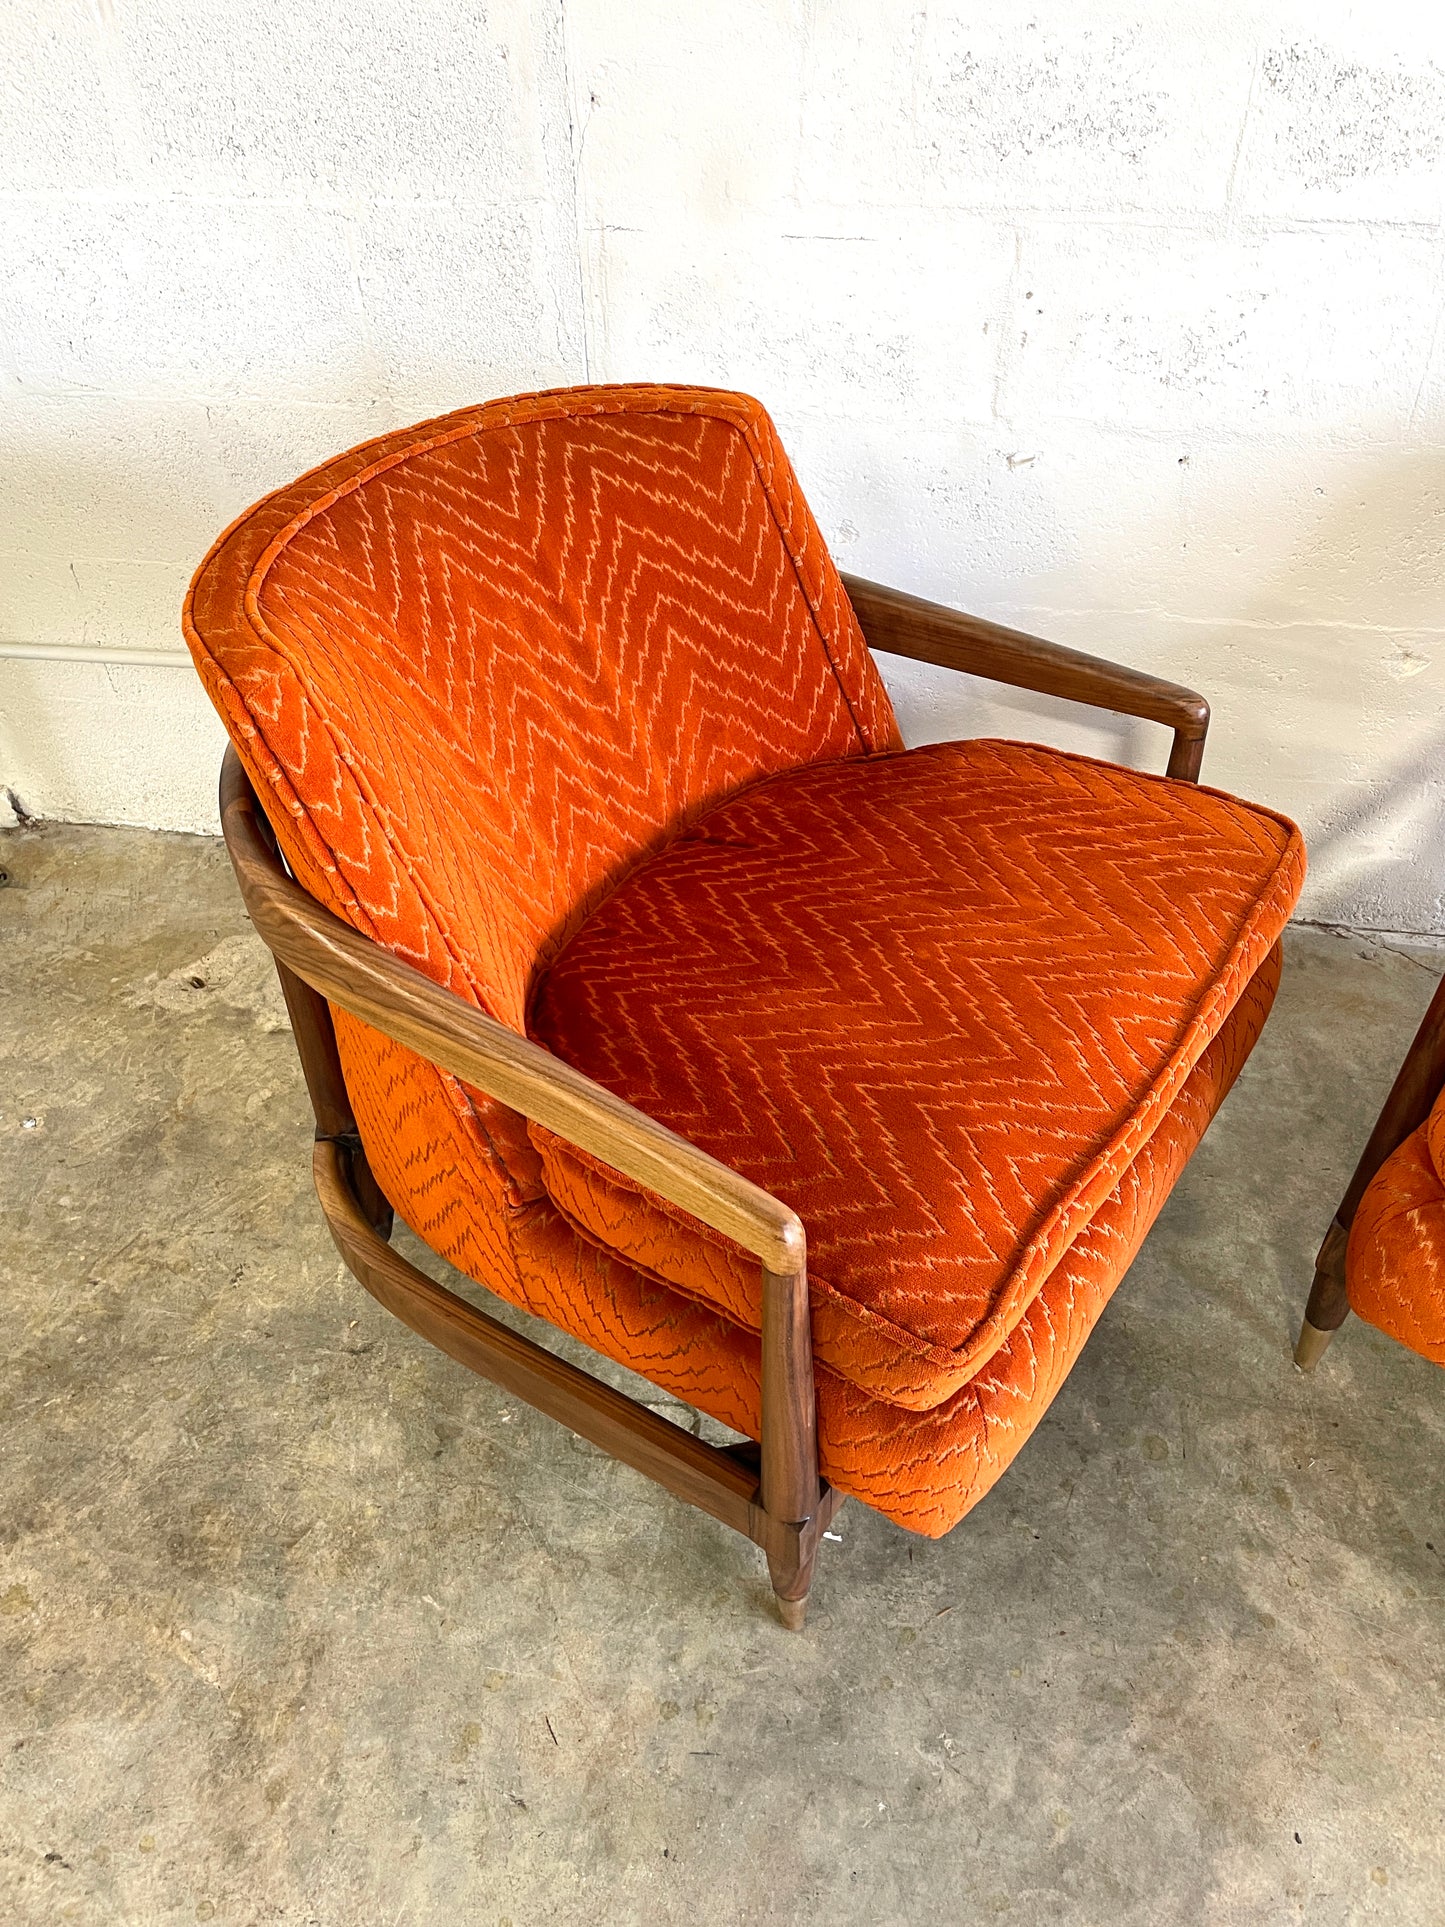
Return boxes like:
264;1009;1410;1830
223;575;1209;1629
1295;968;1445;1369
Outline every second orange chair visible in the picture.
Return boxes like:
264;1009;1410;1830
1298;974;1445;1372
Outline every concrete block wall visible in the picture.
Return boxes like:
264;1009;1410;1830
2;1;1443;929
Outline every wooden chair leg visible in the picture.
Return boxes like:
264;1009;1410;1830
1296;1218;1351;1370
273;955;394;1242
767;1536;819;1632
244;784;395;1244
760;1262;824;1630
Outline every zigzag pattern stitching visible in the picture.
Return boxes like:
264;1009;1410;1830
503;953;1280;1535
183;384;1305;1530
531;740;1304;1406
185;382;899;1225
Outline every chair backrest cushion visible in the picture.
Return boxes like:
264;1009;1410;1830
186;385;899;1036
186;385;900;1216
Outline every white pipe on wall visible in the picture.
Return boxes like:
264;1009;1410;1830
0;643;192;668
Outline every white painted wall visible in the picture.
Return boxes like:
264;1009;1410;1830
2;2;1443;929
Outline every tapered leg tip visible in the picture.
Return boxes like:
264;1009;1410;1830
1294;1317;1337;1372
776;1594;808;1632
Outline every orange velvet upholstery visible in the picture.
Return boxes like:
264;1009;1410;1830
531;740;1303;1408
423;943;1280;1538
1346;1090;1445;1366
185;381;1306;1539
186;383;900;1217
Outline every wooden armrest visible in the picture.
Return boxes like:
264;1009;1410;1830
220;750;805;1273
842;572;1210;782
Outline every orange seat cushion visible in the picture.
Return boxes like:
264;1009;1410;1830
1346;1092;1445;1366
504;947;1281;1536
531;737;1304;1408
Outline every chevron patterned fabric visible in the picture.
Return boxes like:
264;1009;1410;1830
1346;1091;1445;1366
531;738;1303;1409
185;381;1306;1537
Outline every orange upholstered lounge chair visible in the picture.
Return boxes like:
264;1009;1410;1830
186;384;1305;1627
1296;973;1445;1372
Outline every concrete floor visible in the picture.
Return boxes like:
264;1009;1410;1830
2;823;1443;1927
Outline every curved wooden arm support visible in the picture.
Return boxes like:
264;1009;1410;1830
221;750;804;1274
843;573;1211;783
220;747;827;1626
315;1139;840;1563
